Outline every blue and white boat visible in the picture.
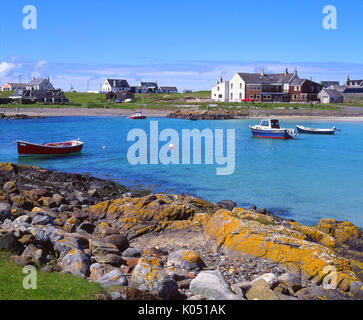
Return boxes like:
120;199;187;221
249;119;297;139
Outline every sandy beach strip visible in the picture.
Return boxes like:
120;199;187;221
1;107;363;122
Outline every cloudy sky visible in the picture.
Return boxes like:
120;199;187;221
0;0;362;91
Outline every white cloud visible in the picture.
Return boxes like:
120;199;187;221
1;58;362;91
0;62;20;79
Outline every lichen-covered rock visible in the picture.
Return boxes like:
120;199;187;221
189;270;242;300
54;236;83;254
316;219;362;244
204;209;361;291
3;181;17;194
89;263;115;281
95;269;127;288
63;217;79;233
61;248;90;277
131;257;179;300
0;231;23;253
86;194;217;239
167;249;205;270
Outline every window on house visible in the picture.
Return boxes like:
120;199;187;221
240;83;242;89
231;93;233;100
218;94;223;98
217;87;220;91
239;93;242;99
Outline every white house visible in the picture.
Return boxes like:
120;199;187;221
211;75;229;102
212;68;298;103
26;77;54;91
1;83;27;92
102;79;130;93
318;89;344;104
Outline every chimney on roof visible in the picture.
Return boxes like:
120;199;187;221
260;68;265;76
284;68;288;76
347;74;350;82
294;67;297;75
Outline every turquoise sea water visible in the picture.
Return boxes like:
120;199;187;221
0;116;362;228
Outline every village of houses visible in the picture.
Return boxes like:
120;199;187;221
0;68;363;106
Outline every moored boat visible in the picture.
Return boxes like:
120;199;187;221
250;119;297;139
129;112;146;119
17;139;84;157
296;125;336;135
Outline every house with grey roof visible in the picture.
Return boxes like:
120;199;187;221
102;79;130;93
345;75;363;87
159;86;178;94
318;88;343;104
213;68;299;102
26;77;54;91
321;81;340;88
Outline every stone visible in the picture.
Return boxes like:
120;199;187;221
189;270;242;300
231;281;253;296
63;217;79;233
89;263;115;281
95;269;128;288
131;257;179;300
217;200;237;211
167;249;205;270
294;286;353;300
54;236;83;254
103;234;129;252
58;204;70;213
105;286;161;300
4;181;17;194
122;247;141;258
52;194;65;205
89;239;120;257
0;203;11;221
22;244;45;264
0;232;23;254
278;273;302;292
94;254;122;266
349;281;363;300
77;222;95;234
246;279;280;300
252;273;278;289
61;248;90;277
32;214;53;226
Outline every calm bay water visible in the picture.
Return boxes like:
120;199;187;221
0;116;362;228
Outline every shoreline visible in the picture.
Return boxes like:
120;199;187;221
0;162;362;300
1;107;363;121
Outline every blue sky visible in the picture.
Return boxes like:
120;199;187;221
0;0;362;91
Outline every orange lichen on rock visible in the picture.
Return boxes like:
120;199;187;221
204;209;361;291
316;219;362;244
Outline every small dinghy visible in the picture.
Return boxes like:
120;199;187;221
296;125;336;135
250;119;297;139
129;112;146;119
17;139;83;157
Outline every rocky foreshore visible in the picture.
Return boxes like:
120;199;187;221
0;162;362;300
0;113;43;120
167;108;363;120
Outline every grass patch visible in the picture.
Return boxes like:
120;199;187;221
0;250;105;300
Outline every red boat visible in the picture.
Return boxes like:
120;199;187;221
129;112;146;120
17;139;84;157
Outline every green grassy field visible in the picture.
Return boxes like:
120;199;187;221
0;251;105;300
0;90;346;111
